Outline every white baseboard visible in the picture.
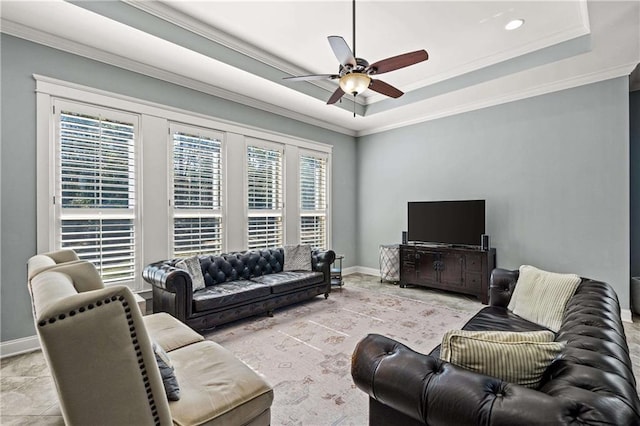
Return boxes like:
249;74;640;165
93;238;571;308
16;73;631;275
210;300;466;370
343;266;378;276
1;335;40;359
621;308;633;323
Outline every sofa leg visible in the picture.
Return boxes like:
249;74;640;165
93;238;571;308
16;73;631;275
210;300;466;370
267;310;274;317
324;292;329;299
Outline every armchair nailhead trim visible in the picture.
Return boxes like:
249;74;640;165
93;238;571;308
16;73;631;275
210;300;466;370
38;295;162;426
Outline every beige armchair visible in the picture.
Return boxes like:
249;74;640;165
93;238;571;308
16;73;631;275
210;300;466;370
27;251;273;425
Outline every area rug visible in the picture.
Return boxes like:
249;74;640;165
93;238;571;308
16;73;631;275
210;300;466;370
205;286;472;425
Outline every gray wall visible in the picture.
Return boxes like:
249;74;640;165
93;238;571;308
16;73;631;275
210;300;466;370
0;34;357;342
631;90;639;278
357;77;631;309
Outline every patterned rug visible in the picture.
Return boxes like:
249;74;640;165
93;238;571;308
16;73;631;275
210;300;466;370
205;285;473;425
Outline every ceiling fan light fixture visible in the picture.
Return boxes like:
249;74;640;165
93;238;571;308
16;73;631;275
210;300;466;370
339;73;371;95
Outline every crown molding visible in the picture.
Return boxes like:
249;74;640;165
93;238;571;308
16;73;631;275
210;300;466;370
357;61;637;137
0;19;356;136
366;25;592;105
124;0;367;108
366;1;591;105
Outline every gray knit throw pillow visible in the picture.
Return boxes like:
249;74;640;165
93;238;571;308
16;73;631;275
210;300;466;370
175;255;205;292
152;341;180;401
283;245;312;271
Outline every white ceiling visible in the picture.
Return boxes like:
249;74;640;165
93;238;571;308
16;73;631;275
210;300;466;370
1;1;639;136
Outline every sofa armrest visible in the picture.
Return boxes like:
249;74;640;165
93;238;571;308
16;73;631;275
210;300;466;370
312;249;336;284
489;268;519;308
351;333;436;422
142;262;193;321
351;333;593;426
143;262;191;293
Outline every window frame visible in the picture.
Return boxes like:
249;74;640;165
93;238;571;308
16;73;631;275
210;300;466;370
169;122;226;257
245;138;285;250
52;99;142;289
299;149;329;250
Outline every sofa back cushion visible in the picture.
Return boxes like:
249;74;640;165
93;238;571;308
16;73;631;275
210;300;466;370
542;279;640;419
168;248;332;289
197;248;284;286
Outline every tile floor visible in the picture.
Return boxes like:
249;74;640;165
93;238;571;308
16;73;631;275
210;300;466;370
2;273;639;425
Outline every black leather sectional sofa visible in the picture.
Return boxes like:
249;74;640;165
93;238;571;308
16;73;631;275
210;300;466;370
351;268;640;425
143;248;335;331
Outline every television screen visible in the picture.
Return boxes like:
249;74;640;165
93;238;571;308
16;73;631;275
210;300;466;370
407;200;485;246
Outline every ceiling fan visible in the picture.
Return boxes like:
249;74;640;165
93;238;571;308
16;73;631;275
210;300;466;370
283;0;429;107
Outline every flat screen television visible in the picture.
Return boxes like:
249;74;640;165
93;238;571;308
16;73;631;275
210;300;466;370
407;200;485;246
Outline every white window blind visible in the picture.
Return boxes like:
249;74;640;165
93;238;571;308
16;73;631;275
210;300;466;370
171;124;223;257
56;104;139;286
300;153;327;249
247;143;283;249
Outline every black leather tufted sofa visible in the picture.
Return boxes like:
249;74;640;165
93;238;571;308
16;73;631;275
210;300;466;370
143;248;335;331
351;268;640;425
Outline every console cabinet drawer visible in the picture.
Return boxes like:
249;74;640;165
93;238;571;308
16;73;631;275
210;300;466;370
465;254;483;272
465;273;482;288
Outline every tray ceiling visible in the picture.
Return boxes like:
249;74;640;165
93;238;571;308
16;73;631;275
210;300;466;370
1;1;638;135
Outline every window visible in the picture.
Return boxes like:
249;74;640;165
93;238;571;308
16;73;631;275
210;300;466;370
171;124;224;257
38;77;332;290
247;142;283;249
55;102;139;286
300;153;328;249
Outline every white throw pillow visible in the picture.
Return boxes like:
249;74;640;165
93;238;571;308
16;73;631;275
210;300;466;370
175;256;206;292
507;265;581;332
283;245;312;271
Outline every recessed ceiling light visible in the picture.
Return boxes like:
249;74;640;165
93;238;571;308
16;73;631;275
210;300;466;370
505;19;524;30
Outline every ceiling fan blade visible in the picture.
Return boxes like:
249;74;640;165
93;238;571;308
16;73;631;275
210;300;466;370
327;87;346;104
283;74;339;82
328;36;356;68
369;79;404;98
367;50;429;75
